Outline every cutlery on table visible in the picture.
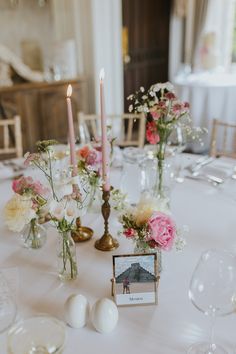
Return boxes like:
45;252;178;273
186;156;215;173
186;174;224;186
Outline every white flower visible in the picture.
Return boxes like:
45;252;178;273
137;106;144;113
142;95;148;100
133;193;170;225
174;236;186;251
152;82;174;92
64;199;79;223
128;104;133;112
149;91;155;97
49;200;65;221
127;94;134;100
4;194;36;232
140;86;145;92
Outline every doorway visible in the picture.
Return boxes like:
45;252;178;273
122;0;171;111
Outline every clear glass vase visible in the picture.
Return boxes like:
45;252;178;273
134;239;162;274
57;230;78;281
21;219;47;249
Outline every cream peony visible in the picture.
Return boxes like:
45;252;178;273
134;193;170;225
4;194;36;232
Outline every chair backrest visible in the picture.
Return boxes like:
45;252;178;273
210;118;236;158
0;116;23;158
77;112;146;148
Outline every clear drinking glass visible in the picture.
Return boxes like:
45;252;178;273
0;272;17;334
7;315;66;354
168;126;187;183
120;147;146;205
188;249;236;354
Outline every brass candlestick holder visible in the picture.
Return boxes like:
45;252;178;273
71;217;94;242
95;190;119;251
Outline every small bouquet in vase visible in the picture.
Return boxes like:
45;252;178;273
4;176;48;249
119;194;186;272
23;140;84;280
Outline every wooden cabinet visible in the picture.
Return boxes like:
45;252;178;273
0;77;88;152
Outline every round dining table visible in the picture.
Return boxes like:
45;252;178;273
0;153;236;354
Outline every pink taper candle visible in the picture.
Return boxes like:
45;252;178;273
99;68;110;191
66;84;77;177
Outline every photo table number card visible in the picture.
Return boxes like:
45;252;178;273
112;253;159;306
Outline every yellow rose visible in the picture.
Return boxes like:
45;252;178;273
4;194;36;232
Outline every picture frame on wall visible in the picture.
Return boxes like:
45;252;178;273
112;253;159;307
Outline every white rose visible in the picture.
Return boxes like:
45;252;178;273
49;200;65;221
4;194;36;232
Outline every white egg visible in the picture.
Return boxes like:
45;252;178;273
91;298;118;334
64;294;89;329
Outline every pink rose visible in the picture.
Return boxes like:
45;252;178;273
124;228;136;238
86;149;102;166
146;121;160;144
147;211;176;251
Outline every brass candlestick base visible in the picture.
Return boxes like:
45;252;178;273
95;190;119;251
71;217;94;242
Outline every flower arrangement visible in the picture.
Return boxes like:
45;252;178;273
4;176;48;248
119;194;185;254
128;82;191;197
24;140;81;279
5;176;47;231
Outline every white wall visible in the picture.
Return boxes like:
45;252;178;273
0;0;53;65
168;14;184;81
51;0;123;114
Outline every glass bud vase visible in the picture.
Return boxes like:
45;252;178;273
21;219;47;249
57;230;78;281
134;239;162;274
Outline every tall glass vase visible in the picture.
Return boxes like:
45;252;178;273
57;230;78;281
21;219;47;249
154;139;171;203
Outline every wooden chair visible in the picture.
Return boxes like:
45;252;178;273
77;112;146;148
209;118;236;158
0;116;23;158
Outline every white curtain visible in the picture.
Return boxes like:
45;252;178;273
194;0;235;71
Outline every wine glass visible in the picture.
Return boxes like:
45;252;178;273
0;272;17;334
188;249;236;354
168;125;187;183
7;314;66;354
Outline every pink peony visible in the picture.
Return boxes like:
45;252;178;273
147;211;176;251
124;228;136;238
146;121;160;144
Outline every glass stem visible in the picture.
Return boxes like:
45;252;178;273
208;315;216;353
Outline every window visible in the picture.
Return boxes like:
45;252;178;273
232;2;236;62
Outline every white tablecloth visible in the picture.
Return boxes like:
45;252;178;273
174;73;236;153
0;155;236;354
